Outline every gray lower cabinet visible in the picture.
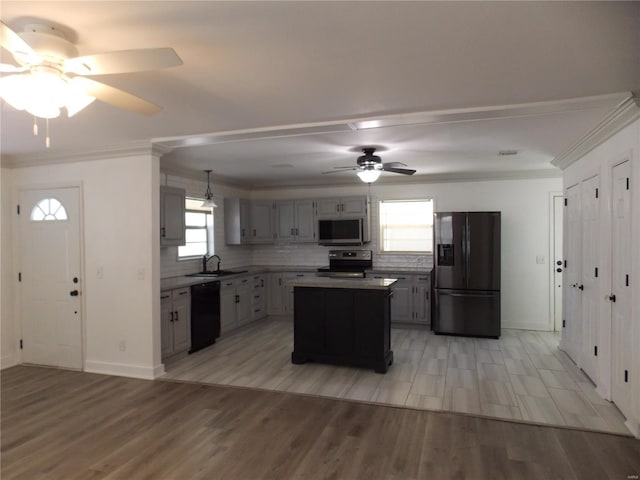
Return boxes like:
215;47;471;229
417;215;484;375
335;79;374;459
161;287;191;359
220;276;252;334
250;274;267;321
370;272;431;325
267;271;312;315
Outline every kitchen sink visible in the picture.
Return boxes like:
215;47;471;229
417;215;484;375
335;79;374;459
186;269;248;278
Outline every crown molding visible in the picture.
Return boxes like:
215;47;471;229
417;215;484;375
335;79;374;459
552;93;640;170
246;168;562;191
1;141;165;169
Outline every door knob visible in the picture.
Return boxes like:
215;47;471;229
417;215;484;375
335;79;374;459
69;290;79;296
556;260;562;266
556;268;562;273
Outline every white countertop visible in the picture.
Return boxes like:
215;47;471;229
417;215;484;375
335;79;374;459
287;277;397;290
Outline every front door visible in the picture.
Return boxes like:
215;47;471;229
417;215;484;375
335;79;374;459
19;187;83;369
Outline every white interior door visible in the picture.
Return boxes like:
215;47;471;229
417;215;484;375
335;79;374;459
19;187;83;369
553;195;564;331
580;175;600;382
562;183;582;364
611;160;631;414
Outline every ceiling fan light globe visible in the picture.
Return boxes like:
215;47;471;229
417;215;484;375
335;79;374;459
357;169;381;183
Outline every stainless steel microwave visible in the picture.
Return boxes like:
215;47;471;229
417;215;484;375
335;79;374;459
318;218;365;245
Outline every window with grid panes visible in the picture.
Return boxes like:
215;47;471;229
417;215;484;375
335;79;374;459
379;199;433;253
178;198;214;258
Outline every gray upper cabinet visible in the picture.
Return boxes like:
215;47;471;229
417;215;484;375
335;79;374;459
276;199;316;243
251;200;275;244
224;197;252;245
316;196;368;219
160;186;186;246
226;198;275;245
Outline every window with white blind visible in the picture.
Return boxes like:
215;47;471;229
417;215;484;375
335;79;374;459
379;199;434;253
178;198;214;258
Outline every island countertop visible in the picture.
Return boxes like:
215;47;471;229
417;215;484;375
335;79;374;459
287;277;397;290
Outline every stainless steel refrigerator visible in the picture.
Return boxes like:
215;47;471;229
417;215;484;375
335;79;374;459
433;212;501;338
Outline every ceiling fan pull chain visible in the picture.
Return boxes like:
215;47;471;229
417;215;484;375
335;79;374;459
45;119;50;148
33;117;38;136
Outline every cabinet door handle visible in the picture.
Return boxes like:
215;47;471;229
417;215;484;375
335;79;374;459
253;229;256;237
235;294;239;303
296;274;304;277
261;279;264;287
161;294;170;300
178;291;188;296
279;278;282;286
170;311;174;322
241;229;245;237
160;227;165;238
336;204;340;213
174;311;179;322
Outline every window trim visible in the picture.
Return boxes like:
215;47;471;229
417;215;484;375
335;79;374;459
378;198;434;255
177;199;214;260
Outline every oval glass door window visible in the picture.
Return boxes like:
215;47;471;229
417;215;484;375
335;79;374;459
30;198;68;221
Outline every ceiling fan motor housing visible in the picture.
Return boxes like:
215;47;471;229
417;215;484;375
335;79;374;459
357;147;382;167
18;24;78;65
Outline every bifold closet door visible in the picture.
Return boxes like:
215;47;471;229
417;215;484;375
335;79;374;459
611;160;632;415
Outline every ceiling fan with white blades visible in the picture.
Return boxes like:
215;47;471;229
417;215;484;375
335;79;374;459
0;21;183;146
323;147;416;183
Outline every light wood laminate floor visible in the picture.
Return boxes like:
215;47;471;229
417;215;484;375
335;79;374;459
163;317;632;436
2;365;640;479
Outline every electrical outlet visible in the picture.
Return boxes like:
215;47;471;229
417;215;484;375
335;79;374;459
119;340;126;352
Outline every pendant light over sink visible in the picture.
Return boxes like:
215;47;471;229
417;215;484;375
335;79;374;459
201;170;218;208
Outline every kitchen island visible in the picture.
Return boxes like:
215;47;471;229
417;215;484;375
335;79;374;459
288;277;397;373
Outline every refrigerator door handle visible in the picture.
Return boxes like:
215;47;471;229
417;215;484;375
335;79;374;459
441;292;498;298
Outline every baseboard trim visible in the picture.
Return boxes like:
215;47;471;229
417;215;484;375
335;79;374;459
84;360;157;380
502;322;554;331
1;353;18;370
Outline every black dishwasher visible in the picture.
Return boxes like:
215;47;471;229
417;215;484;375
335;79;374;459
189;281;221;354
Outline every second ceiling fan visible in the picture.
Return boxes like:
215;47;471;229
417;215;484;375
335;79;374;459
323;147;416;183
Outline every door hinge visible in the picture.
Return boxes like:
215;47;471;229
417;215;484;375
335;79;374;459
594;345;598;356
564;198;568;206
18;272;21;282
562;319;566;328
19;339;23;349
16;204;20;215
626;274;629;287
627;177;630;190
594;267;598;278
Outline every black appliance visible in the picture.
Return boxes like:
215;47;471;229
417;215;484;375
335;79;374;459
189;281;221;353
316;249;372;278
318;218;366;246
433;212;501;338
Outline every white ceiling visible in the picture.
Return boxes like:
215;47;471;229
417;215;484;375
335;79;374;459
1;2;638;187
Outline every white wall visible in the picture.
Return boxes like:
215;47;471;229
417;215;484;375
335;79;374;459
4;153;161;379
1;167;17;368
162;174;561;331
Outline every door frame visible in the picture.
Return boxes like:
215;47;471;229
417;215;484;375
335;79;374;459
548;191;563;331
15;182;86;369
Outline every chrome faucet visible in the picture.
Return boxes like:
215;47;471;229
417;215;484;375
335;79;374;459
203;254;221;273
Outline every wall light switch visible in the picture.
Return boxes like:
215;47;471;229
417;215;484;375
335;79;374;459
536;256;545;264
